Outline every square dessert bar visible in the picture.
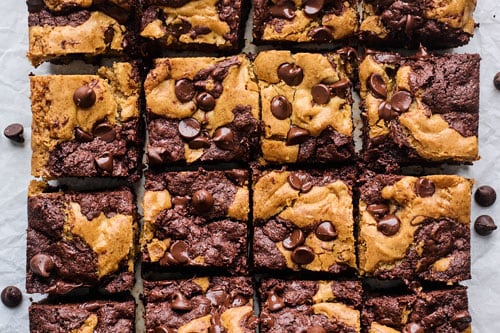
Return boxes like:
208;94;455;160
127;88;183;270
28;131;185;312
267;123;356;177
254;50;356;164
253;167;357;274
27;0;138;66
358;174;472;283
30;62;143;182
144;277;257;332
359;50;480;173
141;168;249;275
253;0;358;44
259;279;362;332
359;0;477;49
144;55;259;166
362;287;471;332
140;0;247;52
26;181;138;295
29;299;135;333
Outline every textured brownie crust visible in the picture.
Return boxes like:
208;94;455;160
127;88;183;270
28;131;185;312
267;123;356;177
359;50;480;172
27;183;137;295
359;0;476;49
144;277;257;332
142;169;249;275
30;62;143;181
259;279;362;332
362;287;471;332
29;300;135;333
253;167;357;274
144;55;259;165
253;0;358;43
358;174;472;283
254;50;357;164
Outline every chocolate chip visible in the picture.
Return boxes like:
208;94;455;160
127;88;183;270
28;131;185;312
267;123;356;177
154;327;175;333
172;196;189;209
213;127;234;150
73;85;96;108
178;118;201;140
95;153;113;172
286;126;310;145
74;127;93;142
390;91;412;113
169;240;190;264
206;288;228;306
188;134;210;149
311;84;330;104
270;95;293;119
368;73;387;98
291;245;315;265
29;254;54;278
451;310;472;330
265;291;285;312
309;26;332;42
192;26;211;36
269;2;296;19
494;72;500;90
315;221;338;241
93;123;116;142
171;292;192;311
402;322;424;333
192;189;214;213
260;313;275;328
366;204;389;216
147;146;166;166
378;101;398;121
170;20;192;37
282;229;305;250
3;123;24;143
287;172;313;193
1;286;22;308
27;0;44;12
415;178;435;197
474;185;496;207
104;27;115;45
196;92;216;111
175;78;196;103
405;15;420;36
231;295;247;307
278;63;304;86
330;78;350;91
307;327;326;333
303;0;324;16
377;214;401;236
416;45;430;59
474;215;497;236
225;169;247;186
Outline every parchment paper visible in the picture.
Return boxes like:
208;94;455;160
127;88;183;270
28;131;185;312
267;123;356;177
0;1;499;332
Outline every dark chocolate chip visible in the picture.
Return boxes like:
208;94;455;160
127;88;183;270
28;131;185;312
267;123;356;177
26;0;44;12
474;185;496;207
265;291;285;312
196;92;216;111
330;78;350;91
282;229;305;250
474;215;497;236
178;118;201;140
192;189;214;213
286;126;310;145
315;221;338;241
278;63;304;86
74;127;93;142
104;27;115;45
303;0;324;16
225;169;247;186
95;153;113;172
368;73;387;98
206;288;228;306
377;215;401;236
3;123;24;143
169;240;190;264
154;327;175;333
192;26;211;36
337;47;359;61
270;95;293;119
366;204;389;216
175;78;196;103
494;72;500;90
170;20;192;37
307;327;326;333
287;172;313;193
390;91;412;113
1;286;22;308
378;101;398;121
188;134;210;149
291;245;315;265
309;26;332;42
213;127;234;150
415;178;435;197
73;85;96;108
405;15;421;36
269;2;296;20
147;146;166;166
171;292;192;311
402;322;424;333
311;84;330;104
451;310;472;330
93;123;116;142
172;196;190;209
29;254;54;278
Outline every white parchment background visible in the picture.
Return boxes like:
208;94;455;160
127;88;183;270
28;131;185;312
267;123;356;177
0;0;499;332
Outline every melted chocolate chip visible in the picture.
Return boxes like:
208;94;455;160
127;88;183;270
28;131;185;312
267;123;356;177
265;291;285;311
291;245;315;265
287;172;313;193
93;123;116;143
415;178;435;197
1;286;22;308
192;26;211;37
271;95;293;119
303;0;324;16
206;288;228;306
378;101;398;121
225;169;247;186
169;240;190;264
390;91;412;113
148;146;166;166
368;73;387;98
196;92;216;111
95;153;113;172
213;127;234;150
366;204;389;216
3;123;24;143
188;134;210;149
307;326;326;333
178;118;201;140
269;2;296;19
278;63;304;86
29;254;54;278
175;79;196;103
73;85;96;108
172;196;190;209
309;26;332;42
337;47;359;61
474;185;496;207
171;292;192;311
377;215;401;236
494;72;500;90
311;84;330;104
192;189;214;213
402;322;424;333
286;126;310;145
74;127;93;142
474;215;497;236
282;229;305;250
451;310;472;330
104;27;115;45
315;221;338;241
170;20;192;37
